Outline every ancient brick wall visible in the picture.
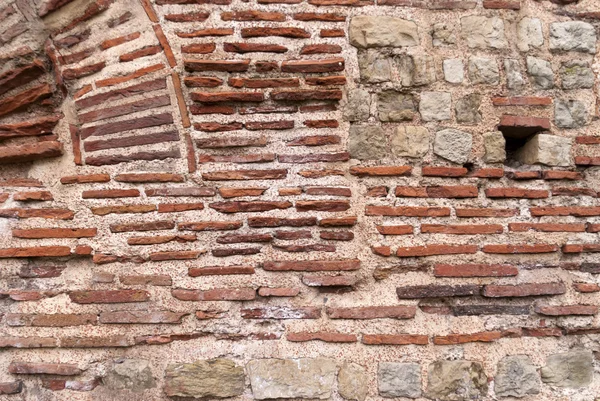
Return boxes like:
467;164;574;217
0;0;599;399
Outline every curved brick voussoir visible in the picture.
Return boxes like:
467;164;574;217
0;0;599;399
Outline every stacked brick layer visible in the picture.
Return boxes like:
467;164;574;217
0;0;599;399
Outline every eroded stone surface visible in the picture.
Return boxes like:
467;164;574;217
483;132;506;163
549;22;596;54
427;360;488;400
514;133;572;167
555;99;588;128
434;129;472;163
247;358;337;400
560;61;594;90
391;126;429;158
104;359;156;392
343;89;371;122
348;125;386;160
339;362;368;401
443;59;464;84
350;16;419;48
526;56;554;89
419;92;451;121
494;355;540;397
358;50;392;83
455;94;481;124
517;18;543;52
540;350;593;388
378;362;421;398
468;57;499;85
377;91;415;121
164;359;245;398
461;16;507;49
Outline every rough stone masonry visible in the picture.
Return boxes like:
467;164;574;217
0;0;599;399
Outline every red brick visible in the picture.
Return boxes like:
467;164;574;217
185;59;250;72
271;90;342;101
372;246;391;256
282;58;344;73
551;187;596;197
8;362;81;375
482;244;559;254
146;187;215;197
165;11;209;22
320;230;354;241
530;207;600;217
422;224;503;235
498;115;551;136
176;28;233;38
485;188;549;199
434;264;518;277
150;250;204;261
119;275;172;286
12;228;97;239
0;208;74;220
229;77;298;88
321;29;345;37
212;247;261;257
433;331;502;345
275;230;312;240
287;331;356;342
184;76;223;87
305;76;347;86
210;201;292;213
115;173;183;183
483;282;566;297
573;283;600;293
60;336;130;348
279;152;349;163
13;191;53;201
241;307;320;319
127;234;196;245
562;244;600;253
0;141;63;164
367;186;388;197
327;306;416;319
534;305;598;316
263;259;360;271
300;44;342;54
318;217;357;227
191;91;264;103
470;168;504;178
178;221;242;231
196;136;267;148
99;311;187;324
0;381;22;394
350;166;411;177
397;244;478;257
294;12;346;21
0;337;57;348
483;0;520;8
0;246;71;258
456;208;518;218
302;274;357;287
298;169;345;178
296;200;350;212
258;287;300;297
189;265;255;276
82;189;139;199
422;166;467;177
366;206;450;217
181;43;216;54
62;62;105;80
221;10;285;21
218;187;267;198
172;288;255;301
303;120;339;129
397;285;482;298
508;223;585;232
245;120;295;130
491;96;552;106
542;170;582;180
69;290;149;304
90;205;156;215
362;334;428;345
241;27;310;38
224;42;288;53
376;225;413;235
216;233;272;244
427;186;478;198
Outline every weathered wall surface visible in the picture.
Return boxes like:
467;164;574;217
0;0;599;399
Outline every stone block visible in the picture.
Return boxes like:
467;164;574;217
348;125;386;160
164;359;245;398
560;61;594;89
504;59;525;90
541;350;593;388
555;99;588;128
514;133;572;167
455;94;481;124
443;59;464;84
468;57;499;85
378;362;421;398
517;18;543;52
391;126;429;158
105;359;156;392
434;129;472;164
343;89;371;122
339;362;367;401
461;16;508;49
494;355;540;397
427;360;488;400
247;358;337;399
549;22;596;54
432;23;456;47
526;56;554;89
350;16;419;48
419;92;451;121
377;91;415;121
483;132;506;163
358;50;392;83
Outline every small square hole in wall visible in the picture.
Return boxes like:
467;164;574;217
497;120;546;165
